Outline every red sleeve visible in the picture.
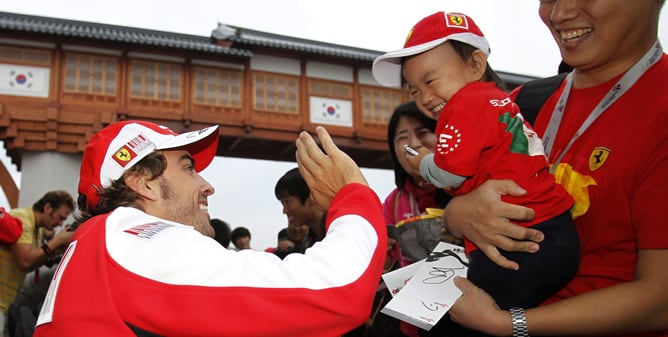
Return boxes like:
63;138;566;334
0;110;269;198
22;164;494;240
433;90;500;176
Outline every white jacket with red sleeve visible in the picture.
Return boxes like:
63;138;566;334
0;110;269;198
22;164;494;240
34;183;387;337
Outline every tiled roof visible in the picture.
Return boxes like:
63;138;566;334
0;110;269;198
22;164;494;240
226;25;383;62
0;11;383;61
0;11;537;85
0;11;252;57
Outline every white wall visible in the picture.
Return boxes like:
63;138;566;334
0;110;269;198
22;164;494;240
17;152;80;214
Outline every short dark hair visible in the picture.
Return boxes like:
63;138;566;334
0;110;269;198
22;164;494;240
449;40;506;91
277;227;289;241
230;226;251;243
210;218;231;248
274;167;310;204
33;190;75;213
77;151;167;221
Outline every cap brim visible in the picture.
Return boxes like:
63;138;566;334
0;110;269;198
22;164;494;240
157;125;220;172
372;33;490;87
372;37;449;87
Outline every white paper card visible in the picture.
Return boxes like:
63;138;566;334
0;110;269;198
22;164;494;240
382;258;424;298
380;242;468;331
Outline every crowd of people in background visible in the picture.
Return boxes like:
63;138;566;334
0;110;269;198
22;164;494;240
1;1;667;336
1;191;75;337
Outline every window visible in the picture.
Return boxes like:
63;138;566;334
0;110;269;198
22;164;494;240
308;79;352;99
129;60;182;101
63;53;117;95
0;46;51;65
360;87;402;124
253;73;298;114
192;66;243;107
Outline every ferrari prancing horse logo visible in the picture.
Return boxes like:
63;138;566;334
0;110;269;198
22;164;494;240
588;147;610;171
446;13;468;29
112;145;137;168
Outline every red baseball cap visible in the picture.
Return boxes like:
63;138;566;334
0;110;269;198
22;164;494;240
78;120;219;209
372;12;490;87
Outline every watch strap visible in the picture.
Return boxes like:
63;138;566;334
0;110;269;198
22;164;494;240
510;307;529;337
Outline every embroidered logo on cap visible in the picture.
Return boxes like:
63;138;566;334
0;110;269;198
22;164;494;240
113;146;137;167
111;134;153;168
404;29;414;45
446;13;468;29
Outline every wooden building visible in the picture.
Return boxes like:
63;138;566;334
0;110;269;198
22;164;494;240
0;11;536;207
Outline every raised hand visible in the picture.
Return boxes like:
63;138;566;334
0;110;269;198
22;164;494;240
295;126;367;210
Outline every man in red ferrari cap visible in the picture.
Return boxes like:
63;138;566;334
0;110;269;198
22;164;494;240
33;121;387;337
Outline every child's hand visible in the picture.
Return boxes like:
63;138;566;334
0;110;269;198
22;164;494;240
403;145;431;178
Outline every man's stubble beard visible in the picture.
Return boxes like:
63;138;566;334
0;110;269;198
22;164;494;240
159;177;214;237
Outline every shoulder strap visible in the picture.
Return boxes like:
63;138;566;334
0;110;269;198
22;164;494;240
514;72;568;124
393;190;401;223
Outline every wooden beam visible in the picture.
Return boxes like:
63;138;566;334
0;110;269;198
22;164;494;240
0;161;18;208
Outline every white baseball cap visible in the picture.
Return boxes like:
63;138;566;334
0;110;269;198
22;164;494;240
372;12;491;87
78;120;219;209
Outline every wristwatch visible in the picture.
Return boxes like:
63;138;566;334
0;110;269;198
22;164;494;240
509;307;529;337
41;242;54;258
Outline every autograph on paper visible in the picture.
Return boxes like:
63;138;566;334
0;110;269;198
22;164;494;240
381;242;468;331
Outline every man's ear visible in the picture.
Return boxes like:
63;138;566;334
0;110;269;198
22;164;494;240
470;50;488;81
124;172;158;201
